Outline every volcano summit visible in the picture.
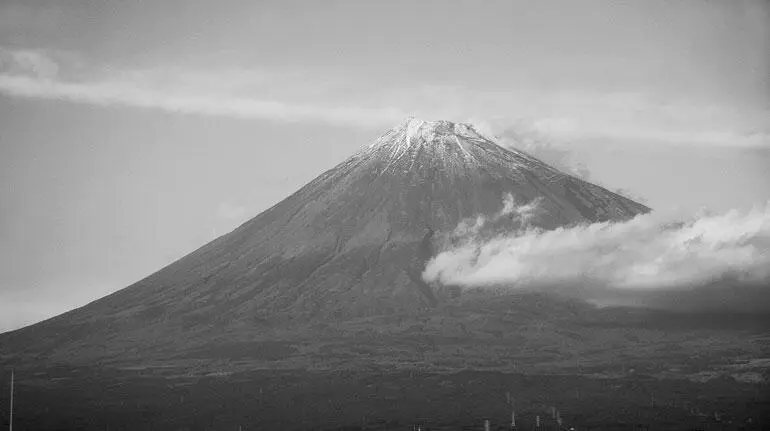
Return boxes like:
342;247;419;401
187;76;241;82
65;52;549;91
2;118;650;362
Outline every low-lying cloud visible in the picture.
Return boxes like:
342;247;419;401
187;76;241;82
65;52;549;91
452;193;540;238
423;199;770;313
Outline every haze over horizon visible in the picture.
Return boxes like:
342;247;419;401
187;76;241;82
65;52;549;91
1;0;769;332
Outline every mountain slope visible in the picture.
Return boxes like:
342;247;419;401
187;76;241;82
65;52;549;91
1;118;649;362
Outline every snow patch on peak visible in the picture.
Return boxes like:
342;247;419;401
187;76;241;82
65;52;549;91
363;118;540;177
404;117;428;144
395;118;484;147
401;118;483;142
367;118;493;151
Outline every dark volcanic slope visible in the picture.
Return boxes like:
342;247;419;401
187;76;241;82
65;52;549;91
1;118;649;360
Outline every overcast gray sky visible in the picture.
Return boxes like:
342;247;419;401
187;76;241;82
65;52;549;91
1;0;769;332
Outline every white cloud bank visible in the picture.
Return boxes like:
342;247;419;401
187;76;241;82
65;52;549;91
423;199;770;312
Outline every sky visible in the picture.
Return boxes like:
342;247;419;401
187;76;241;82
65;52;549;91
1;0;769;332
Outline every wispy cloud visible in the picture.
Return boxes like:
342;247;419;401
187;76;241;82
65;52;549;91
0;74;406;128
428;89;770;149
423;198;770;312
1;47;768;148
490;124;593;181
0;48;60;78
0;48;406;128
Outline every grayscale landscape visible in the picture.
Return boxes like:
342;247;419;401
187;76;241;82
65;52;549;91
0;1;768;430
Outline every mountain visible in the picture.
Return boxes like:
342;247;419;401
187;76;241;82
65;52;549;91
0;118;649;364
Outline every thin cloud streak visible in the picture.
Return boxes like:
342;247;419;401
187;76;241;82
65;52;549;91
0;74;405;128
0;47;406;127
1;47;768;148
